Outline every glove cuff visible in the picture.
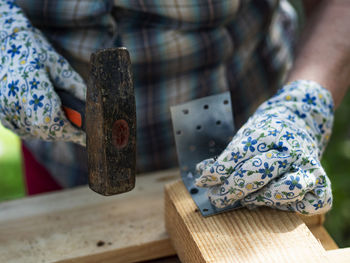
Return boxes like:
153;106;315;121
258;80;334;157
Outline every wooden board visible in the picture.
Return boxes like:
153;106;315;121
308;226;339;250
144;248;350;263
0;169;179;263
326;248;350;263
299;213;325;227
165;180;330;263
0;168;337;263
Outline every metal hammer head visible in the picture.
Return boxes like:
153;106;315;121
86;48;136;196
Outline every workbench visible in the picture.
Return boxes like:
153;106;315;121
0;169;348;262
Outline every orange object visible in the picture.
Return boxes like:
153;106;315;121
63;106;82;128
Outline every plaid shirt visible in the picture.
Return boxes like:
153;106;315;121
16;0;300;187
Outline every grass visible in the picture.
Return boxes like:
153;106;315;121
0;124;25;201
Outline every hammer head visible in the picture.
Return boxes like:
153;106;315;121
86;48;136;196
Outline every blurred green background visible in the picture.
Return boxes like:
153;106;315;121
0;124;25;201
322;91;350;248
0;92;350;247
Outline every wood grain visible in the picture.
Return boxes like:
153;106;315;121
0;169;178;263
87;48;136;196
298;213;325;227
308;225;339;250
326;248;350;263
165;180;330;263
0;169;337;263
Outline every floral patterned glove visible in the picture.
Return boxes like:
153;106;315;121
196;80;334;215
0;0;86;145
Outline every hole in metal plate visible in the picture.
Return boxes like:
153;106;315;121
203;104;209;109
196;125;202;130
223;100;229;105
176;130;181;135
186;171;193;178
182;109;189;114
216;120;221;125
190;188;199;194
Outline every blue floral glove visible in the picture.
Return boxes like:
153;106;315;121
0;0;86;145
196;80;334;215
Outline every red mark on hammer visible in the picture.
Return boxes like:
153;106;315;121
112;119;129;149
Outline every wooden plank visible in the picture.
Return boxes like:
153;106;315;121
165;180;330;263
298;213;325;227
143;255;181;263
58;240;174;263
297;214;338;251
326;248;350;263
0;168;336;263
0;169;179;263
308;226;339;250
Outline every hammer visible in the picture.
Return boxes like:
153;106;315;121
57;48;136;196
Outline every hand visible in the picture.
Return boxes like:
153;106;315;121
196;80;334;215
0;1;86;145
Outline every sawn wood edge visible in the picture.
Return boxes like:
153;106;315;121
165;180;330;263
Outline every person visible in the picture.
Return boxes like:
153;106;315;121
0;0;349;214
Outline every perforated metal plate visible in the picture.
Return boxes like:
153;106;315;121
171;92;242;217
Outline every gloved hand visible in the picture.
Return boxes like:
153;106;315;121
196;80;334;215
0;0;86;145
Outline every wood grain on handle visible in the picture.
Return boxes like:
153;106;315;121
86;48;136;195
